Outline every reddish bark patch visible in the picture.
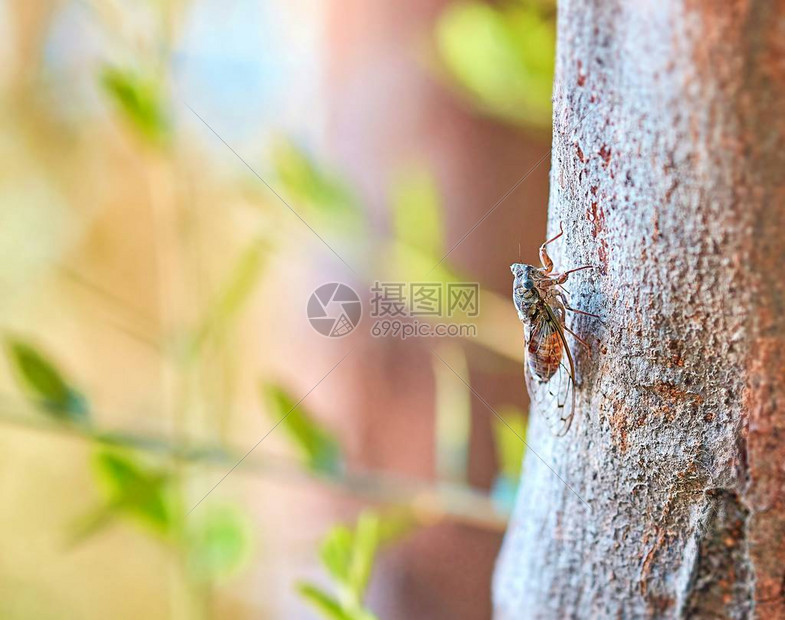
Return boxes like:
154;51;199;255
645;380;704;404
664;179;679;203
587;201;601;236
744;336;785;615
597;243;608;274
599;145;612;166
652;208;660;243
640;529;666;596
587;198;605;239
605;396;630;453
586;198;609;274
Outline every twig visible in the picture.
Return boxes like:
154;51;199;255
0;397;509;532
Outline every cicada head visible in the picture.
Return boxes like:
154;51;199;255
510;262;540;320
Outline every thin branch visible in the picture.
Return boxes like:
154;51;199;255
0;397;508;532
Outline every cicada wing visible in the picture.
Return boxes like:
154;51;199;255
549;358;576;436
522;345;539;403
522;324;550;411
523;332;576;437
548;307;577;436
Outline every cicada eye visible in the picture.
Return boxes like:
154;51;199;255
523;279;534;290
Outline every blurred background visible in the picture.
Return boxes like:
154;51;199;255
0;1;554;618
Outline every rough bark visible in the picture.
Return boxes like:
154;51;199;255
494;1;785;618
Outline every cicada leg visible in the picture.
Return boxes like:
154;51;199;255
556;290;603;323
552;264;595;285
539;222;564;274
564;305;602;319
563;324;592;357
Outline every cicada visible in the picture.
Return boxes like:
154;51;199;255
511;223;597;435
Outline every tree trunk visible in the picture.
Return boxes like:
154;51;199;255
494;1;785;618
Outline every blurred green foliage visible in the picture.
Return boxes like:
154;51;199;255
75;450;176;540
272;139;363;232
75;448;254;583
432;343;471;483
101;66;170;145
391;167;444;259
190;239;270;356
3;338;254;588
5;338;89;424
263;384;343;475
0;0;558;612
186;503;254;584
297;511;383;620
387;165;461;284
490;406;527;512
435;0;555;129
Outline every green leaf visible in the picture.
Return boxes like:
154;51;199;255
490;406;527;512
101;66;170;145
5;339;89;422
385;238;462;284
319;525;354;583
492;406;527;481
435;1;555;128
300;513;390;620
297;583;353;620
375;508;419;546
391;167;444;258
263;384;343;474
187;504;253;583
91;450;175;535
272;139;357;220
190;239;269;355
347;512;379;600
68;502;123;546
319;513;382;596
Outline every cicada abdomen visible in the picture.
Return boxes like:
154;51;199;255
521;302;576;436
526;318;563;382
